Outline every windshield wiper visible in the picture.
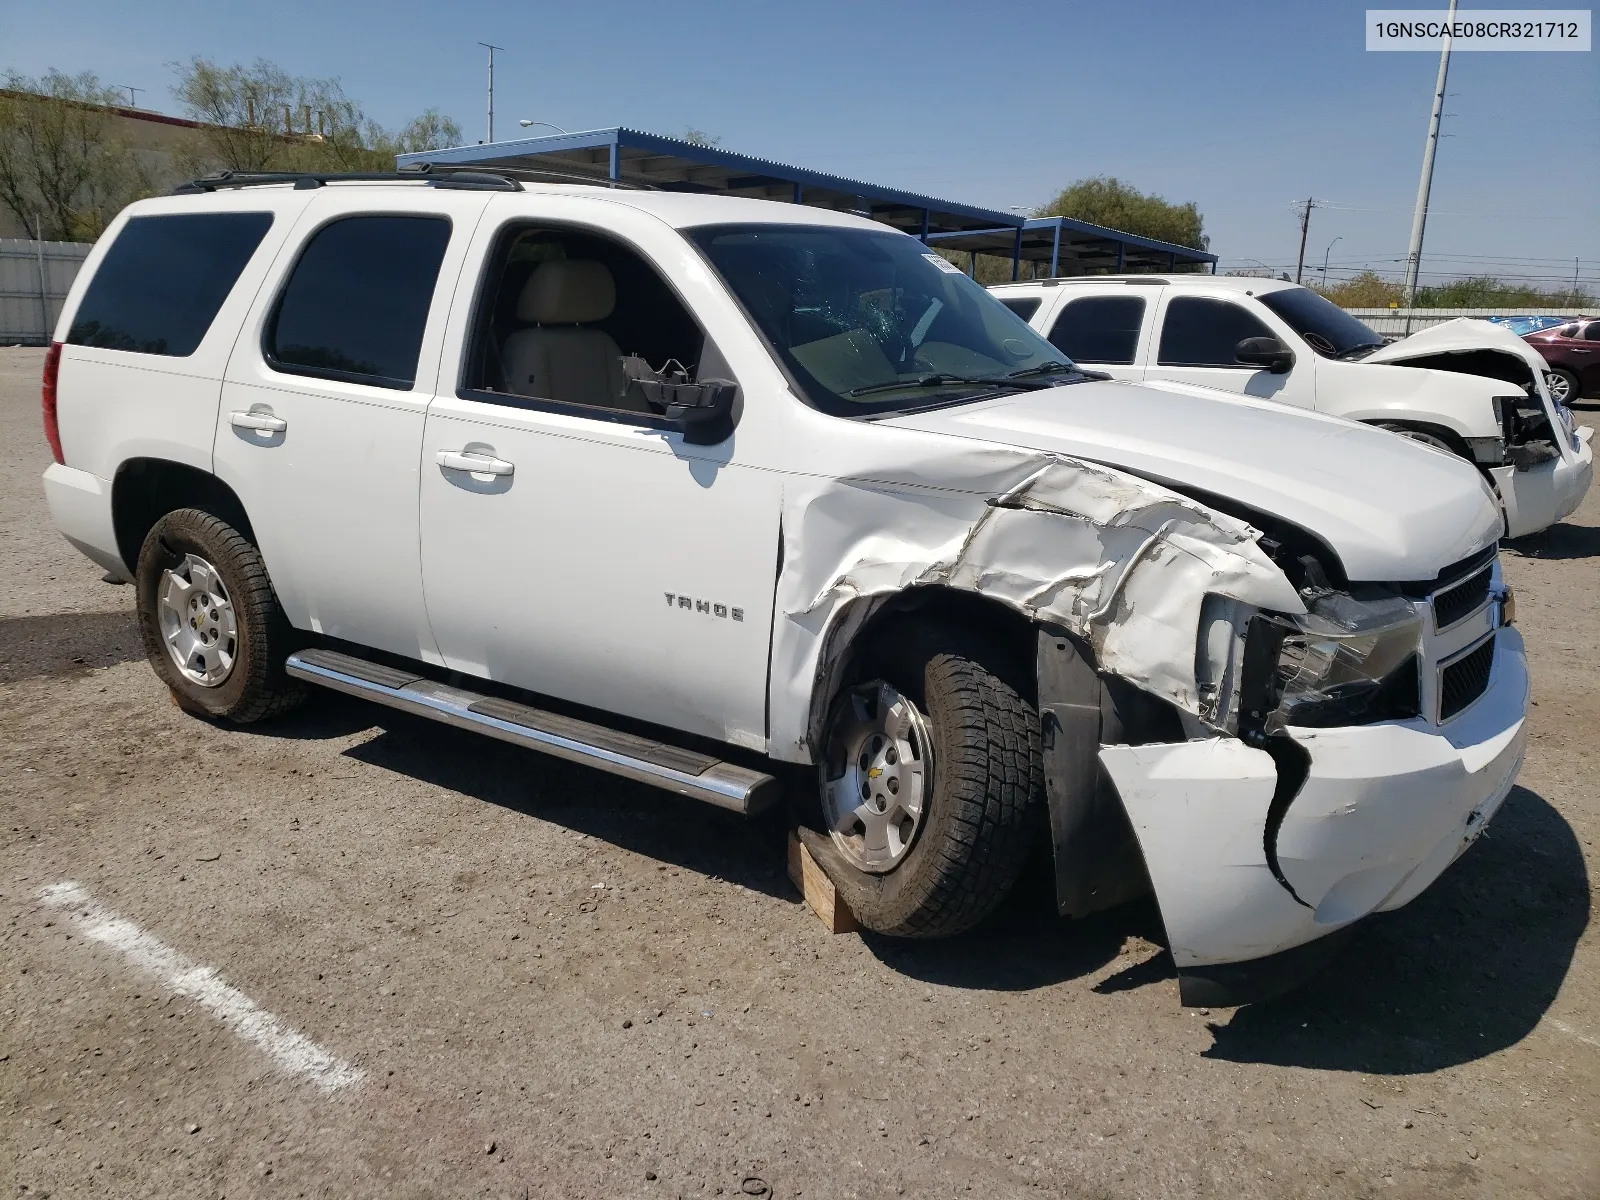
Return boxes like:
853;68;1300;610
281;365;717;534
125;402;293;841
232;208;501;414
847;372;1055;398
1337;342;1385;361
1005;360;1075;378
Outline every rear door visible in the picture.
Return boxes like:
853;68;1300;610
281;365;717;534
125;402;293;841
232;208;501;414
1040;287;1157;383
213;189;490;662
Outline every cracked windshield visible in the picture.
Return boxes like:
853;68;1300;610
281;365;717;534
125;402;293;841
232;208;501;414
690;224;1077;415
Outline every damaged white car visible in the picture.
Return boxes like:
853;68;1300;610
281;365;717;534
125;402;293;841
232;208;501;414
992;275;1593;538
43;174;1525;1005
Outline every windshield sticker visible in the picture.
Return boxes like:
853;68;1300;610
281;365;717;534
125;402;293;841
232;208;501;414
923;253;965;276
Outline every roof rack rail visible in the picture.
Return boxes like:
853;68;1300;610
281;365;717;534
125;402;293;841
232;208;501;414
172;162;658;196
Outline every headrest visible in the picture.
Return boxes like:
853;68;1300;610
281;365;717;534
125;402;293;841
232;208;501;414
516;259;616;324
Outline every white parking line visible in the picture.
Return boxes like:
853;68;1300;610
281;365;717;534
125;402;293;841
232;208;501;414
38;881;364;1093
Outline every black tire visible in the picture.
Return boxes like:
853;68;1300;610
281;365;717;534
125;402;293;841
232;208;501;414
818;629;1043;938
135;508;305;723
1546;367;1580;405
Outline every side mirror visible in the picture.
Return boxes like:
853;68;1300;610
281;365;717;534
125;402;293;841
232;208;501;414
1235;336;1295;374
637;377;738;445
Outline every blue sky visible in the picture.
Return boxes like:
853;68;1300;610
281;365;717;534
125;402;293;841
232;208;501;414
6;0;1596;288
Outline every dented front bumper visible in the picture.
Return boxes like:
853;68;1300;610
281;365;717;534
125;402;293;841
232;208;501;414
1491;429;1593;538
1101;625;1527;1004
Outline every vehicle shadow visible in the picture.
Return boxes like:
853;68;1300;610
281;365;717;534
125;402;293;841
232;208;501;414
857;851;1168;992
1505;521;1600;561
1203;785;1588;1074
0;610;143;685
330;705;798;902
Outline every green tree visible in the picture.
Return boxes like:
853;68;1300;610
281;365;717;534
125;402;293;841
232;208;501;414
0;71;149;240
1319;271;1403;308
169;58;461;176
1036;176;1208;252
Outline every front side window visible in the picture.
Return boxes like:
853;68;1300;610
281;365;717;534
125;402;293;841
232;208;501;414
463;224;710;417
68;212;273;356
1257;286;1383;358
1048;295;1146;365
1157;296;1276;367
687;224;1076;416
266;215;451;389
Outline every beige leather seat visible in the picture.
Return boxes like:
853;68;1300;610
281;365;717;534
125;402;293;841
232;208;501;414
503;260;642;411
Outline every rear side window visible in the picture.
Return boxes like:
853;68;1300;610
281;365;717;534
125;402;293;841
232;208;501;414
997;297;1041;321
266;215;451;390
67;212;273;356
1049;296;1146;365
1157;296;1275;367
1585;323;1600;342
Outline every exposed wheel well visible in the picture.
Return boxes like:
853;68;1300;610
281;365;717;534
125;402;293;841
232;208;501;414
112;459;254;573
1363;419;1473;461
808;588;1040;756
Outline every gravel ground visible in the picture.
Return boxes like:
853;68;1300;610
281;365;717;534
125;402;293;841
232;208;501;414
2;345;1595;1200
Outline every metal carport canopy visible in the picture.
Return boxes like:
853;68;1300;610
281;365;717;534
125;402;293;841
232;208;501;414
397;126;1017;240
926;217;1216;276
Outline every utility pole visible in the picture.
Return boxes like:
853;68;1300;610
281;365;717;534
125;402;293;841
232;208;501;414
116;85;142;108
1402;0;1458;305
478;43;504;143
1294;197;1317;284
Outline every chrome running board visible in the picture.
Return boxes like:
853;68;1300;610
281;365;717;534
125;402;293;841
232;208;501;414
285;648;780;815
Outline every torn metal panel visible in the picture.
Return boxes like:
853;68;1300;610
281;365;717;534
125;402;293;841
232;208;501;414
765;435;1304;763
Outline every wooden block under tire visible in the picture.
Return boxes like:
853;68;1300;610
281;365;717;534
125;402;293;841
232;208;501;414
787;831;860;934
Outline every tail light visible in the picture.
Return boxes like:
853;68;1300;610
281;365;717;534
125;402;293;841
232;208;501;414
42;341;64;464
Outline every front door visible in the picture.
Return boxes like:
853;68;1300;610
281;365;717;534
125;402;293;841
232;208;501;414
418;215;780;749
214;192;489;662
1145;293;1317;407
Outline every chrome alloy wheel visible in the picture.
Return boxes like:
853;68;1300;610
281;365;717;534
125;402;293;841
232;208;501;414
157;553;238;687
821;681;933;874
1546;370;1573;404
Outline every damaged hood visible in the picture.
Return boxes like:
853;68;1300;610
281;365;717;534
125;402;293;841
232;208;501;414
1364;317;1554;383
881;379;1501;582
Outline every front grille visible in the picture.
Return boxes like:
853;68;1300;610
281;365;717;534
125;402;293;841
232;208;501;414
1439;635;1496;721
1433;566;1494;630
1401;543;1497;599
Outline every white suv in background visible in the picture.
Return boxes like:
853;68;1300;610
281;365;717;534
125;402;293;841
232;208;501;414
992;275;1592;538
41;171;1526;1005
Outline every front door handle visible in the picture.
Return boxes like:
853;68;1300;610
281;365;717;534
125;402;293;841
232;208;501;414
436;449;515;477
230;409;287;433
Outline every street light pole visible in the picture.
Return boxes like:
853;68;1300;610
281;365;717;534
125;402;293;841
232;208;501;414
1401;0;1458;305
478;43;504;143
1320;235;1343;287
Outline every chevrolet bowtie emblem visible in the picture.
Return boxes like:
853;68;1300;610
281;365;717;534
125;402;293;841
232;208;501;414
868;767;883;778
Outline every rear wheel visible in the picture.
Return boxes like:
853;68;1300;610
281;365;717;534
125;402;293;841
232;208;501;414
817;631;1042;938
135;508;305;723
1546;367;1579;405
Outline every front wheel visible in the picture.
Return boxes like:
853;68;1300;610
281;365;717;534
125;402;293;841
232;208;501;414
817;633;1042;938
135;508;305;723
1377;422;1456;455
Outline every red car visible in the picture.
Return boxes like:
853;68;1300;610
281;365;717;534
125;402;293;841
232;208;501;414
1525;319;1600;404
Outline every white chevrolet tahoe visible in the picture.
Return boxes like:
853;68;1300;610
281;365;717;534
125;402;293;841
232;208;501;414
991;275;1593;538
41;170;1527;1005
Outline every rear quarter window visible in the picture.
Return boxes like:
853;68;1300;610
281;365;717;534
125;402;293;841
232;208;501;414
67;212;274;356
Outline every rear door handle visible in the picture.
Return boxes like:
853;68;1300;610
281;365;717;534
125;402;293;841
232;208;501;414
230;410;287;433
436;449;515;476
